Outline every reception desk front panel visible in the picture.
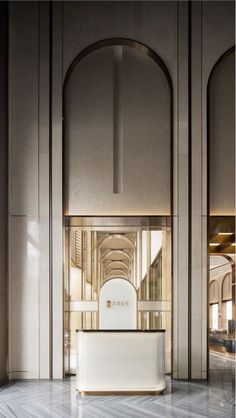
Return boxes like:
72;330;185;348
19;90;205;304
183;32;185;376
76;331;166;394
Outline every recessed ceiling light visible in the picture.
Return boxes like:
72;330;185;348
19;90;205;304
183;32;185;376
209;243;220;246
218;232;234;236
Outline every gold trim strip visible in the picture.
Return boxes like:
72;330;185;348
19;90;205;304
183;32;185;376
66;216;172;228
78;390;164;396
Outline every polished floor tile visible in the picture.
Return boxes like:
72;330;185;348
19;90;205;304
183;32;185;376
0;354;234;418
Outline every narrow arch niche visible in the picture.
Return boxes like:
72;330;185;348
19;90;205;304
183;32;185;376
209;280;219;304
222;274;232;301
208;48;235;215
63;39;172;216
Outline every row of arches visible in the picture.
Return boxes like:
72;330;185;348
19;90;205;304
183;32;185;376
209;273;232;304
63;38;235;217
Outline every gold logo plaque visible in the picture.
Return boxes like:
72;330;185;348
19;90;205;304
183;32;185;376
106;300;129;308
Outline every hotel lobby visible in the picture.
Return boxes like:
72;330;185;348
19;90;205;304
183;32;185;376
0;1;235;417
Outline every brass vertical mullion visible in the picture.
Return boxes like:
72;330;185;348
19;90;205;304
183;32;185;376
138;229;142;300
147;230;151;301
130;252;133;284
94;231;98;300
147;231;150;330
152;231;155;302
162;228;167;331
113;45;123;194
67;227;71;374
90;231;92;330
134;236;137;288
89;230;92;300
98;246;101;302
92;230;95;301
81;231;84;329
93;231;95;300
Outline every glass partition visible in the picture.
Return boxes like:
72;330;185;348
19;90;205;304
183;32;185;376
64;217;172;375
208;216;235;374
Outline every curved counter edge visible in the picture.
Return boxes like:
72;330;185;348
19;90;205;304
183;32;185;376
76;331;166;394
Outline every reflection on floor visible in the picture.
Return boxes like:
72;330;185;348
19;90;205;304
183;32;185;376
0;355;235;418
209;350;236;383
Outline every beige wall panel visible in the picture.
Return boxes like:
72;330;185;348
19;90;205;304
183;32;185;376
209;51;235;215
65;47;113;215
9;2;39;217
191;0;206;379
0;295;7;382
0;0;8;300
63;1;177;79
0;1;8;386
122;47;171;214
8;2;40;379
65;44;171;215
38;2;50;378
172;1;189;379
64;0;176;217
8;216;39;378
52;2;64;379
202;1;235;79
201;0;235;217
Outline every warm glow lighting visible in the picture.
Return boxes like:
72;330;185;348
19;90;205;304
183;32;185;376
218;232;233;235
142;231;148;279
142;231;162;279
226;300;232;321
209;243;220;246
211;303;219;330
231;243;236;246
151;231;162;264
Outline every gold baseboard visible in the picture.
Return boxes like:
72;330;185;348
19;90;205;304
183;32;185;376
79;390;164;396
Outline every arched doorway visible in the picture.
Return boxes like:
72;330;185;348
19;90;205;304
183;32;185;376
63;39;173;376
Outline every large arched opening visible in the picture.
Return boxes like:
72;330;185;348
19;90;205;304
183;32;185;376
63;39;173;376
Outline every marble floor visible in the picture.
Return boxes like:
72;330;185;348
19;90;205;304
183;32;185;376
0;354;235;418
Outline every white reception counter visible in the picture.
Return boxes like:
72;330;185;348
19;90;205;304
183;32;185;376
76;330;166;394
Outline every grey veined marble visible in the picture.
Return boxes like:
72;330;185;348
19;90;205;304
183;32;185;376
0;354;235;418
